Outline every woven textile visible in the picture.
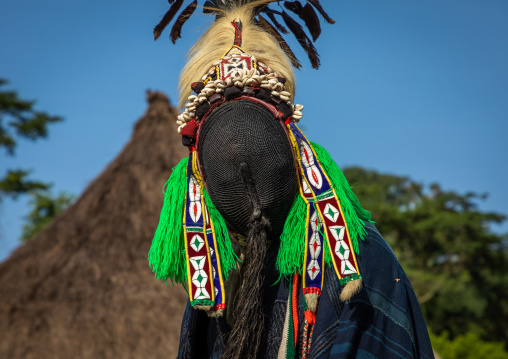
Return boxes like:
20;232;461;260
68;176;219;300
177;222;435;359
198;99;298;240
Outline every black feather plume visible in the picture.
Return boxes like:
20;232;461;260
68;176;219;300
266;12;290;34
283;1;320;41
154;0;184;40
153;0;335;69
267;9;320;68
257;15;302;69
308;0;336;24
283;1;303;15
284;16;320;68
300;3;320;41
170;0;197;44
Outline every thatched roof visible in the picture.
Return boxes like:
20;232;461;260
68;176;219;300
0;91;188;358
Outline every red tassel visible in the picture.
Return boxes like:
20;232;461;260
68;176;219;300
181;119;199;139
292;274;299;347
304;309;316;325
302;311;316;358
231;21;242;46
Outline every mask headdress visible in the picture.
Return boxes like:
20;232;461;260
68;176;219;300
149;1;372;357
153;0;335;67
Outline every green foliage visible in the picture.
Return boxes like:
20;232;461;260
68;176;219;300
0;169;50;199
430;331;508;359
21;191;75;241
343;167;508;345
0;78;62;155
0;77;62;202
0;77;71;242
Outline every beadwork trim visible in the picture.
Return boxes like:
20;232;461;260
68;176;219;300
177;47;304;133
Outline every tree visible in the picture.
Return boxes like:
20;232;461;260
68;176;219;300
343;167;508;346
20;191;75;241
0;77;62;199
429;331;508;359
0;78;73;240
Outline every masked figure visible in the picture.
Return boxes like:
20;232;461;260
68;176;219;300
149;1;434;358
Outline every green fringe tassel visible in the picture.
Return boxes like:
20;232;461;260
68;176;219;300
203;187;237;281
311;142;372;223
311;141;373;254
148;157;189;285
149;142;371;283
276;141;372;276
148;156;236;286
276;194;307;276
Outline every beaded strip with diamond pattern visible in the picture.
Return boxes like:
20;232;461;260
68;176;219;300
288;122;362;290
184;151;225;308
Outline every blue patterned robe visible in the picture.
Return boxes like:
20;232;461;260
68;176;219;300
177;222;434;358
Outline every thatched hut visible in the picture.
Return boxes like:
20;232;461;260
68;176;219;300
0;91;188;358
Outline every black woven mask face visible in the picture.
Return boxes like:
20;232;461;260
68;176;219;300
198;100;298;240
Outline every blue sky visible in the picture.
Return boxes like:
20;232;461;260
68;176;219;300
1;0;507;261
